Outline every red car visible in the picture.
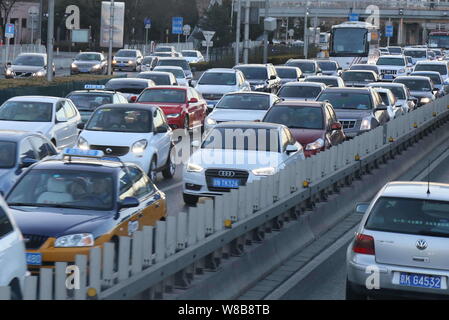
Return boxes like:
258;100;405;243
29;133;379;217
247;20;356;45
262;101;346;157
135;86;207;130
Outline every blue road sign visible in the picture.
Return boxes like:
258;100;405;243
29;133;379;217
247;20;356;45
385;25;394;37
5;23;14;38
144;17;151;28
172;17;183;35
349;13;359;22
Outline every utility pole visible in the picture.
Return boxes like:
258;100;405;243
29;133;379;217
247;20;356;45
387;17;391;47
107;0;114;75
303;8;309;59
38;0;43;44
235;0;241;65
243;0;250;64
46;0;54;81
263;0;269;64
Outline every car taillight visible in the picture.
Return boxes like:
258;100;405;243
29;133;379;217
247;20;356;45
353;233;375;255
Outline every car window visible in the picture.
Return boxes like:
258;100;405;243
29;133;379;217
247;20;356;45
63;101;76;119
30;136;56;159
153;109;164;129
19;138;37;161
0;206;13;239
281;129;289;151
56;102;67;121
119;169;135;200
128;166;154;198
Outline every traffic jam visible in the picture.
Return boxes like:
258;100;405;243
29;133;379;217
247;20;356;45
2;18;449;300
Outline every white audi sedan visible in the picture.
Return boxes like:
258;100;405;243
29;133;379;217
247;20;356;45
182;122;304;205
0;96;80;150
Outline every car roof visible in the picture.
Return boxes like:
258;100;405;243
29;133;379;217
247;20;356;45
382;181;449;202
34;158;123;171
214;121;284;130
107;78;153;84
67;90;116;95
76;52;102;55
18;52;46;57
373;88;393;93
322;87;372;93
154;66;184;70
415;60;447;65
157;57;187;61
282;81;326;87
288;59;315;63
205;68;238;73
143;85;188;91
411;71;441;75
234;64;270;68
307;75;340;79
275;66;300;69
395;75;431;81
7;96;62;103
139;71;173;76
97;103;158;111
404;47;427;50
223;91;274;97
367;82;406;88
274;100;326;108
378;54;405;58
0;130;43;141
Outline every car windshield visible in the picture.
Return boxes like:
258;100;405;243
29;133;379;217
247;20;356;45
276;68;297;78
156;68;185;78
136;73;170;85
157;59;189;71
279;86;322;99
395;79;431;92
12;55;44;66
371;86;406;99
67;94;112;110
215;94;270;110
7;170;115;211
153;53;172;57
403;50;426;58
376;57;405;66
264;106;324;130
286;61;315;73
331;28;367;54
318;92;372;110
307;78;338;87
0;141;16;168
0;101;52;122
235;67;268;80
414;64;448;76
142;57;154;64
350;65;378;73
388;47;402;54
202;127;280;152
116;50;137;57
76;53;101;61
105;81;148;94
182;51;197;57
413;73;441;84
365;196;449;237
86;108;152;133
138;89;186;103
199;72;236;85
155;47;172;52
342;72;375;82
317;61;337;71
429;35;449;48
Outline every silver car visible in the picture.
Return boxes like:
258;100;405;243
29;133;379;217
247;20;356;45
347;181;449;299
5;53;54;79
112;49;143;72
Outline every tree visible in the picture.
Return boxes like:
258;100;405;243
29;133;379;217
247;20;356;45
198;0;233;47
0;0;18;43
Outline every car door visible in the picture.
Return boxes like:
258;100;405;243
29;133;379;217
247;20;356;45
192;88;207;124
187;88;202;127
62;100;80;147
326;105;345;145
152;109;171;168
18;138;38;168
53;101;71;148
0;205;21;286
29;136;58;161
280;128;301;167
115;169;141;238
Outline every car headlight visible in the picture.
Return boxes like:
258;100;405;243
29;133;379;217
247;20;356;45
398;68;405;73
205;117;216;125
360;117;372;131
252;167;276;176
131;139;148;154
128;60;135;65
55;233;94;247
78;136;89;150
5;69;12;75
92;64;101;70
305;138;325;151
420;97;431;104
33;69;45;77
71;63;77;69
112;60;117;64
186;162;203;172
166;113;180;118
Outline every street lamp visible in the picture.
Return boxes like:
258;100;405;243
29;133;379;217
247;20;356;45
303;8;309;58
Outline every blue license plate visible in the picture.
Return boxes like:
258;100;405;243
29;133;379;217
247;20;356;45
399;272;442;289
118;63;126;67
212;178;240;188
26;252;42;266
384;75;394;79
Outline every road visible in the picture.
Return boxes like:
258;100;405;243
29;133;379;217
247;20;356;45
279;145;449;300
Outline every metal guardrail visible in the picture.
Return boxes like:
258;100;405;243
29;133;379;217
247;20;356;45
255;0;449;9
1;95;449;300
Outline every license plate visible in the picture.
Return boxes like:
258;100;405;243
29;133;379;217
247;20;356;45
399;272;442;289
212;178;240;188
26;252;42;266
384;75;394;79
118;63;126;67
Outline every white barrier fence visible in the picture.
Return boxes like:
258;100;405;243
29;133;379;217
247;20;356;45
0;44;46;66
1;96;449;300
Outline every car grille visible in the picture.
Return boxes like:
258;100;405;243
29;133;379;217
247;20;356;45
23;234;48;250
380;69;397;75
76;64;93;69
90;145;129;156
15;72;33;77
340;120;357;129
203;94;223;100
205;169;249;192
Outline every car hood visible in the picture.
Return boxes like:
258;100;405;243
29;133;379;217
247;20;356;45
409;91;433;98
289;128;326;145
10;206;112;238
209;109;268;122
0;121;52;136
189;149;284;169
334;109;372;119
10;65;44;72
0;169;15;194
73;60;100;66
195;85;238;95
80;130;154;146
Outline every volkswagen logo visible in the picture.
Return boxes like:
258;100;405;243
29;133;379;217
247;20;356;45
416;239;428;251
218;170;235;177
105;148;113;154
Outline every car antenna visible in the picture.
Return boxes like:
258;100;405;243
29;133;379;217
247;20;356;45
427;159;431;194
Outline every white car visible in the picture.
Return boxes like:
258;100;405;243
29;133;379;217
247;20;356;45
0;196;27;299
182;122;304;205
372;88;404;119
181;50;205;64
0;96;81;150
403;47;430;65
413;60;449;83
194;68;251;109
77;104;174;181
376;55;412;81
153;66;189;86
205;92;281;131
278;82;326;101
367;82;416;113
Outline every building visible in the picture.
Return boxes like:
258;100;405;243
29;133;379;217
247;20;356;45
2;1;41;44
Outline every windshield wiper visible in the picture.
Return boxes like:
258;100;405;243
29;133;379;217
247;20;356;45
8;202;77;209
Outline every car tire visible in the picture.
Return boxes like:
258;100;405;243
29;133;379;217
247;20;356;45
345;280;367;300
162;147;175;179
148;157;157;182
183;193;198;206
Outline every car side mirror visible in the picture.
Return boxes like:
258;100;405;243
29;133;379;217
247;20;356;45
331;122;342;131
191;80;197;87
355;203;369;214
270;75;276;80
375;104;388;111
189;97;198;104
20;157;38;169
77;123;85;130
156;125;168;133
6;62;11;67
56;116;68;123
130;96;137;103
117;197;139;212
285;144;298;154
407;63;413;68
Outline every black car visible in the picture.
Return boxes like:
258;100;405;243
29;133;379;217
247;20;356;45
104;78;155;102
233;64;281;93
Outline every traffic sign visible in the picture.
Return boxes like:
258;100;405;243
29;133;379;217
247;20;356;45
28;6;39;16
5;23;14;38
385;25;394;37
144;17;151;29
183;24;191;36
202;40;213;47
172;17;183;35
202;30;215;42
349;13;359;22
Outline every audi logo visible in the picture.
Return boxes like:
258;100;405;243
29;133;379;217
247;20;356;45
416;239;428;251
105;148;113;154
218;170;235;177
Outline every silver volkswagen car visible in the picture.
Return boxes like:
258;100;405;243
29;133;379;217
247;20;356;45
347;181;449;299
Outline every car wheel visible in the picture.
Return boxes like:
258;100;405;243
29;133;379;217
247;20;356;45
148;157;157;182
345;280;367;300
183;193;199;206
162;148;175;179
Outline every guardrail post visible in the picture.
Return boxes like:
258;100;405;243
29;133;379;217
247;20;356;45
131;231;144;275
204;199;214;235
237;186;248;220
142;226;154;267
166;216;177;256
253;179;261;212
155;220;167;263
118;236;131;281
176;212;187;251
229;189;239;221
88;247;101;297
74;254;87;300
214;196;224;232
197;204;206;241
23;276;38;300
0;286;10;300
187;207;198;247
102;242;115;288
55;262;67;300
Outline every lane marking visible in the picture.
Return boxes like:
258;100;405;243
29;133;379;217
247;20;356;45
160;181;184;192
413;146;449;181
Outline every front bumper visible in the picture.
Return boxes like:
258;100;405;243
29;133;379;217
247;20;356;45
112;62;136;70
71;67;104;75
